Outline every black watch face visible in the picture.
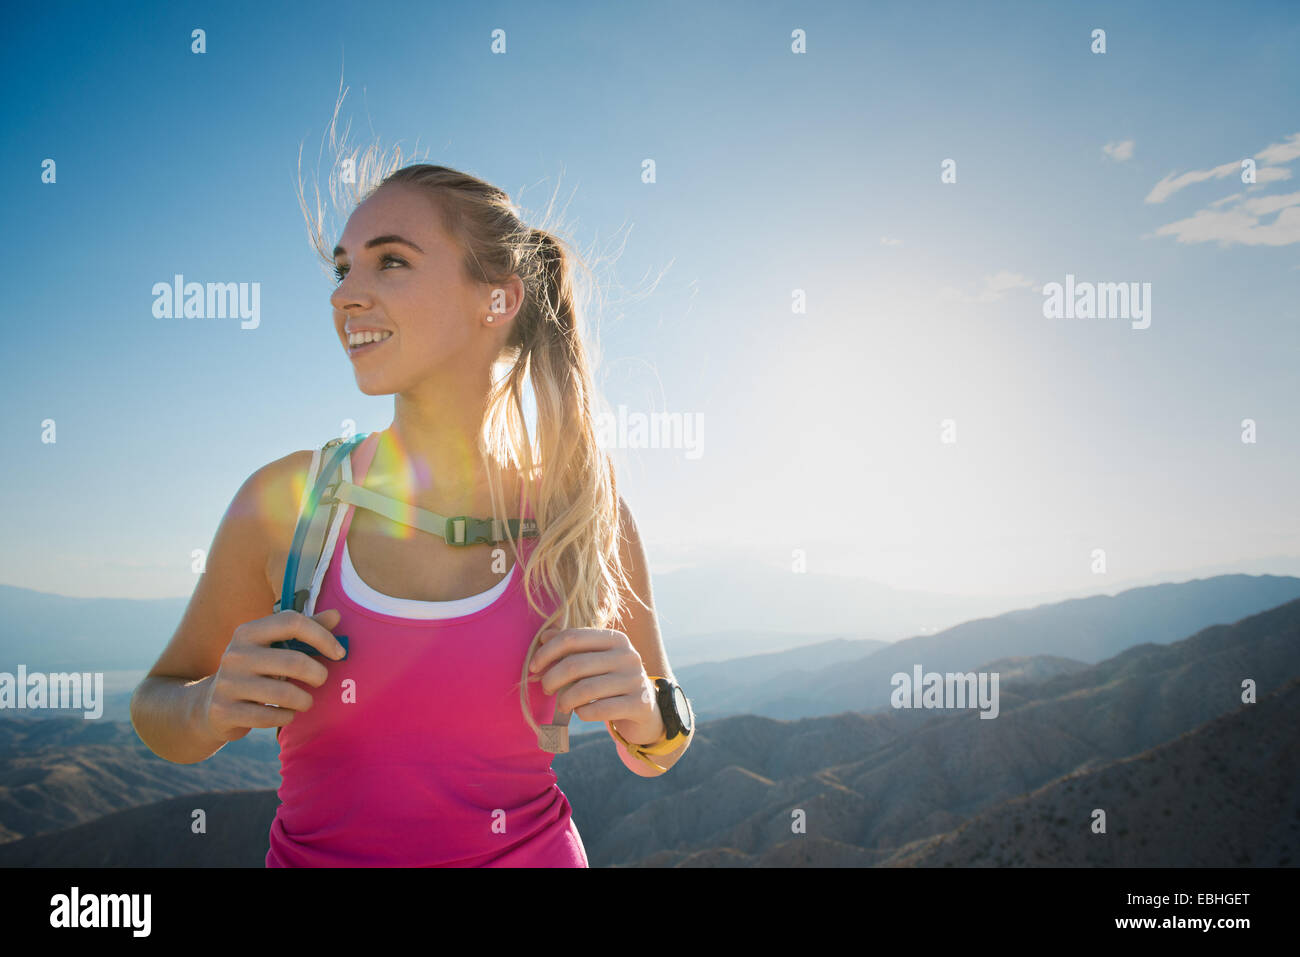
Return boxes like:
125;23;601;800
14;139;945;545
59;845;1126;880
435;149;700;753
672;686;691;733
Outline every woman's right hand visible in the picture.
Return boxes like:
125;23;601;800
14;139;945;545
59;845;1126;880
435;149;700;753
199;608;346;741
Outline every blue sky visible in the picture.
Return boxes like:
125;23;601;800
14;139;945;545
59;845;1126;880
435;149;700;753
2;0;1297;602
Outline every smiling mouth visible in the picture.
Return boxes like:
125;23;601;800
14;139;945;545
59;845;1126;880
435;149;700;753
347;332;392;357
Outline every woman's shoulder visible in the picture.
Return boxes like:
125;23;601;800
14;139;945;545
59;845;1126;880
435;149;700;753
253;435;372;503
245;447;318;512
240;446;325;598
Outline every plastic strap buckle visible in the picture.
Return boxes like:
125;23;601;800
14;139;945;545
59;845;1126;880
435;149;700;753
445;515;500;546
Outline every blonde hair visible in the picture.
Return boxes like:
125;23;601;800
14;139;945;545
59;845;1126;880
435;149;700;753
296;103;642;748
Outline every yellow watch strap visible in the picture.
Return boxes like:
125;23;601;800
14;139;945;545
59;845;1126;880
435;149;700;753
606;721;672;771
605;676;691;769
633;731;687;754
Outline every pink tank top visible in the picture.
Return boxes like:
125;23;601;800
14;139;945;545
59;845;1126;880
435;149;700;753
266;433;589;867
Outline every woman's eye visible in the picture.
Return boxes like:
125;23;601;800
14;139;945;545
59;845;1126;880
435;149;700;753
333;253;406;284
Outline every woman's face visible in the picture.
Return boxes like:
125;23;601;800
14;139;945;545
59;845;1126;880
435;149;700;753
330;183;511;396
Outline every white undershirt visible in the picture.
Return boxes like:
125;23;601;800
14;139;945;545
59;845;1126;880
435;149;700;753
339;539;515;620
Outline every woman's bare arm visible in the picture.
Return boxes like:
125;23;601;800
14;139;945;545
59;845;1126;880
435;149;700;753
605;495;693;776
129;454;304;764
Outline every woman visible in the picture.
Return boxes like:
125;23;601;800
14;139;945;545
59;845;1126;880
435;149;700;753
129;162;694;867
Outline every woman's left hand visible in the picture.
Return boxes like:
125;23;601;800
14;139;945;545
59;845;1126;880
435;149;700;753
528;627;664;746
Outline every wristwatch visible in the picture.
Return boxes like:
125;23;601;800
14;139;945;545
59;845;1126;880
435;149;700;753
651;676;694;744
608;676;694;769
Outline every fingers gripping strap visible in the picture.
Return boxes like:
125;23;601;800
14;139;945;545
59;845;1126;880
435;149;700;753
522;630;572;753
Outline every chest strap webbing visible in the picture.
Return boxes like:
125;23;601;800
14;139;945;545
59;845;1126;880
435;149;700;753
324;481;540;547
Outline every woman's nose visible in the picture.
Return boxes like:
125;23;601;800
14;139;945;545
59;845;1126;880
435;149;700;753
331;276;370;310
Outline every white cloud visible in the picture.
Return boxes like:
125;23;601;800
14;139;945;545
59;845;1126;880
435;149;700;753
1255;166;1293;186
1209;192;1243;208
1241;189;1300;217
1149;197;1300;247
880;237;903;246
1103;139;1135;161
1145;159;1240;204
1145;132;1300;203
1256;132;1300;166
1143;133;1300;247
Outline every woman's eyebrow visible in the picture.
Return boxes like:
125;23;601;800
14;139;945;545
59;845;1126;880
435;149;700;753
332;234;426;258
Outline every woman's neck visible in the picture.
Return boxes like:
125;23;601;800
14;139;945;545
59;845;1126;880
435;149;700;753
364;424;520;519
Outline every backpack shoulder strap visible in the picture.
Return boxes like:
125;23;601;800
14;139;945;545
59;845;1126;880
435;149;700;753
300;434;369;616
273;433;370;616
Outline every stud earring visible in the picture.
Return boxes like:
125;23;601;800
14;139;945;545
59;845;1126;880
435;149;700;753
486;315;495;323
